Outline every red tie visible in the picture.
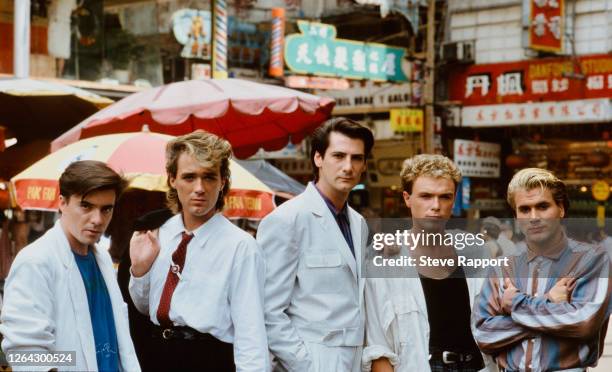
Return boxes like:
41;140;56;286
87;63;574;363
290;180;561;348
156;232;193;327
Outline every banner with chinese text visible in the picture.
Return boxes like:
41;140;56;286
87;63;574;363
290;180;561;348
448;54;612;106
527;0;564;52
285;21;409;82
453;140;501;178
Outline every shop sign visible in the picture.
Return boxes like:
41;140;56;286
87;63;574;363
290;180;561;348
191;63;211;80
453;139;501;178
390;108;423;132
462;98;612;127
285;75;350;90
592;180;610;201
315;81;418;113
527;0;564;52
449;54;612;105
172;9;212;59
285;21;409;82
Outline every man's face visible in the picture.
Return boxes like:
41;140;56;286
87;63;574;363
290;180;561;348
314;132;366;195
169;152;226;224
59;189;116;251
403;176;455;231
513;187;565;247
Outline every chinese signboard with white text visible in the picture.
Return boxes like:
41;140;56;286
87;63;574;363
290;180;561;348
453;140;501;178
449;54;612;106
285;21;409;82
527;0;564;52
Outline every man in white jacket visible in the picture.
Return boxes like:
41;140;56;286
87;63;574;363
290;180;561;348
0;160;140;372
258;117;374;372
363;154;495;372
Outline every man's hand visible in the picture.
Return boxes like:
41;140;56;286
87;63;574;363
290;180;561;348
502;278;519;314
546;277;576;303
130;230;160;278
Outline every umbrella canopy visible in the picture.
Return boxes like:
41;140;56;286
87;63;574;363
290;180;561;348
235;159;306;197
11;132;275;220
0;78;113;142
51;79;335;158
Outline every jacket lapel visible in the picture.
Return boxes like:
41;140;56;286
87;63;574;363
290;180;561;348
306;183;357;280
53;222;97;371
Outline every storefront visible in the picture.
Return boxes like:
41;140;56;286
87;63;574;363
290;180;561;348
447;54;612;217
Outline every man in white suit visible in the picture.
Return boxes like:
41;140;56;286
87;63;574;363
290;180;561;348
258;117;374;372
0;160;140;372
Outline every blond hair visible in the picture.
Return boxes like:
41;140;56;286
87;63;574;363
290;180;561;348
165;131;232;213
400;154;461;193
506;168;569;212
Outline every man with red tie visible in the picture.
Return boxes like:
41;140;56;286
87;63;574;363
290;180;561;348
128;132;268;371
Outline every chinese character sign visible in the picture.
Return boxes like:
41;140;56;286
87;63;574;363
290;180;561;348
453;139;501;178
285;21;409;82
390;108;423;132
528;0;564;52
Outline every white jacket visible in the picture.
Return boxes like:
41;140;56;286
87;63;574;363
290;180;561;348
0;221;140;372
257;183;368;372
362;246;497;372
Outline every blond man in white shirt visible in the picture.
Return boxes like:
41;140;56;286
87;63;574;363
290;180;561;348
129;132;268;371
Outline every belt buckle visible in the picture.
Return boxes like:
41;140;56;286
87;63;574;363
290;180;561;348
162;328;173;339
442;351;458;364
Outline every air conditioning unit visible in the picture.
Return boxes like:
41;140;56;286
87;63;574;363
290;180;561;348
442;41;475;63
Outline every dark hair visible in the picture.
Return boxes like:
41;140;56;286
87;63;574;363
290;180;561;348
59;160;127;200
309;117;374;181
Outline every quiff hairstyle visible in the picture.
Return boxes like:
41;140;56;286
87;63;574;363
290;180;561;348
165;131;232;213
309;117;374;181
506;167;569;214
59;160;127;201
400;154;461;193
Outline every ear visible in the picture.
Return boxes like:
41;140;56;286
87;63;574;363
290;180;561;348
314;151;323;168
58;195;68;213
169;175;176;189
402;191;411;208
559;204;565;219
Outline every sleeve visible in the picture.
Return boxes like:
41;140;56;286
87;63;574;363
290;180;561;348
362;278;400;372
256;212;312;372
471;268;533;354
0;255;57;372
229;240;269;372
510;250;611;339
128;268;151;316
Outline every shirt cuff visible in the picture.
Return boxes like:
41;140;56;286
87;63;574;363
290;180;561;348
362;345;400;371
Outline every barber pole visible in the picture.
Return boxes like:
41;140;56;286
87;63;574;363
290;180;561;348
213;0;228;79
269;7;285;77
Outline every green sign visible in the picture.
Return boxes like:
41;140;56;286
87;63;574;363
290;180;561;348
285;21;409;82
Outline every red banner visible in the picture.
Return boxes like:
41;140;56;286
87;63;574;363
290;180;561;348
13;179;60;210
529;0;564;52
223;189;275;220
448;54;612;106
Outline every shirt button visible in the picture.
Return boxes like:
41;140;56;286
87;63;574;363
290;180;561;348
528;364;532;369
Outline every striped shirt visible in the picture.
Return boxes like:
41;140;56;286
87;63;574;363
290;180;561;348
472;236;611;372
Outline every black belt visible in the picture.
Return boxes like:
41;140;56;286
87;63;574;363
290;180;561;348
429;348;483;368
151;325;221;342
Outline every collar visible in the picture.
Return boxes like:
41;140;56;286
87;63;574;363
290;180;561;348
526;230;568;262
314;183;349;219
165;212;223;241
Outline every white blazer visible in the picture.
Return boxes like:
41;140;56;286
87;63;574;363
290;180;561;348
257;182;368;372
362;245;498;372
0;221;140;372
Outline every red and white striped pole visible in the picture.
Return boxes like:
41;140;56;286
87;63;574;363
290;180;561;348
213;0;228;79
269;7;285;77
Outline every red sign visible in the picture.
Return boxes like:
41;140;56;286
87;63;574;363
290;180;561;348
529;0;564;52
449;54;612;106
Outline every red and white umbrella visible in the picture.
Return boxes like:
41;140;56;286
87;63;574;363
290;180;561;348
51;79;335;158
12;132;275;220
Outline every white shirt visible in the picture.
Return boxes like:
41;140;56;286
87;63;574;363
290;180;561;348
129;213;268;372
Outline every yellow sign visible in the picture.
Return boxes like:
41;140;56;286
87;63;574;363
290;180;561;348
390;108;423;133
592;180;610;201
